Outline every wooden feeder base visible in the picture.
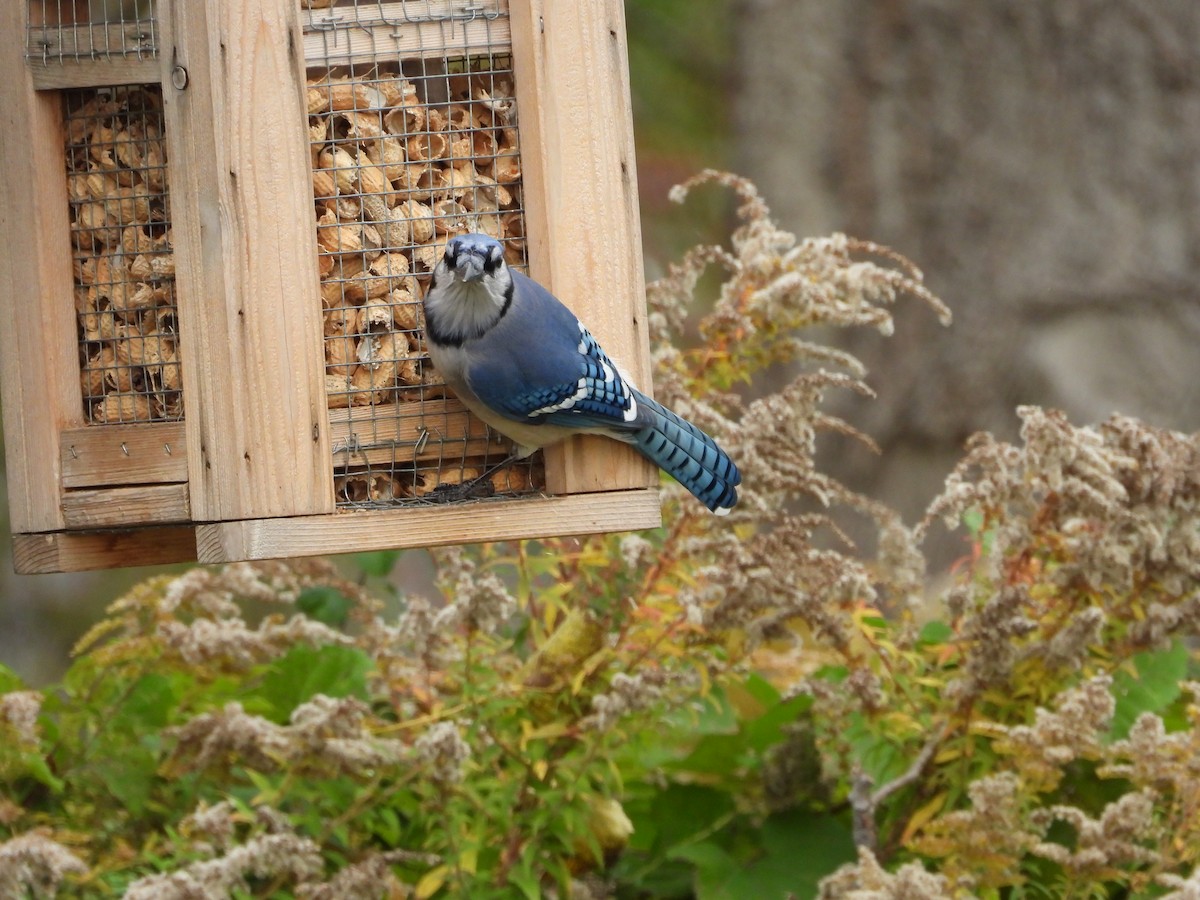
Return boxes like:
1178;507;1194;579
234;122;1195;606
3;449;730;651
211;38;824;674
11;488;661;573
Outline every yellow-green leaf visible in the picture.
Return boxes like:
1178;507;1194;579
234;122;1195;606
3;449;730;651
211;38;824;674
902;791;948;846
415;864;448;899
459;848;478;876
521;721;570;745
934;746;962;764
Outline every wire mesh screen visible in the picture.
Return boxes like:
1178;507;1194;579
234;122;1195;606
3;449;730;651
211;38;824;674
26;1;158;63
304;1;540;508
66;85;180;425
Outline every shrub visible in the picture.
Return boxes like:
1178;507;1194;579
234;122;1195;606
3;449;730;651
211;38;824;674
1;172;1197;899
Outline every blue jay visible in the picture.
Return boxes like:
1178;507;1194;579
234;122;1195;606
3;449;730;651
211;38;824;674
422;233;740;514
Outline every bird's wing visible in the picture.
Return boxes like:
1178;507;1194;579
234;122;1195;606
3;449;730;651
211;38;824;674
465;324;639;431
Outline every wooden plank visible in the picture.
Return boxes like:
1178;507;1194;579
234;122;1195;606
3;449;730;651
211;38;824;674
0;3;82;534
509;0;657;497
196;488;661;562
30;57;160;90
328;398;504;468
28;22;156;58
24;0;158;86
301;1;511;68
161;0;334;522
25;0;159;81
12;526;197;574
61;483;190;527
59;400;498;488
60;422;187;488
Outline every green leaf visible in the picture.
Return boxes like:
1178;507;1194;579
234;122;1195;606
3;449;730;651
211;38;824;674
616;784;711;898
371;805;403;845
656;680;812;783
1110;639;1189;739
671;841;739;895
741;672;782;708
744;695;812;754
696;811;855;900
257;644;372;722
353;550;401;578
844;712;908;785
917;620;954;646
0;663;26;694
115;673;176;730
508;865;542;900
629;694;740;773
664;690;739;737
296;586;353;628
241;771;279;805
811;665;849;684
670;733;748;780
97;746;156;814
69;673;182;814
17;751;64;793
627;784;735;856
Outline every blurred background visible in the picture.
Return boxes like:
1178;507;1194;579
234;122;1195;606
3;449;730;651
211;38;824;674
4;0;1198;684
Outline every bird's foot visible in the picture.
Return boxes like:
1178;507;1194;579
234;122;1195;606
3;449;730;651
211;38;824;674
425;477;497;504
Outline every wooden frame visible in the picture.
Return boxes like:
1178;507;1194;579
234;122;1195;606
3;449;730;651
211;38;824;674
1;0;660;574
161;0;336;523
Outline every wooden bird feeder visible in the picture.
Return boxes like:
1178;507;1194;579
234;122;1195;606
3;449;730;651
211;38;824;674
1;0;660;574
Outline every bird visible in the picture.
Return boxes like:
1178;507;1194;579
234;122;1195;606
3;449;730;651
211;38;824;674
422;233;741;514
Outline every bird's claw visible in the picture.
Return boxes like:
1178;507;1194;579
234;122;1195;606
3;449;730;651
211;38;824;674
426;478;496;503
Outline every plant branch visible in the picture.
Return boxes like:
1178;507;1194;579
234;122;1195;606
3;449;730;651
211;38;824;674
850;725;946;853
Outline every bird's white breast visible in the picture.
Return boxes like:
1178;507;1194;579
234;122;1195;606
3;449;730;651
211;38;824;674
424;278;508;345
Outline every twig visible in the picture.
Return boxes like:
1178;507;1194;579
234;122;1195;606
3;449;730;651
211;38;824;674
849;726;946;852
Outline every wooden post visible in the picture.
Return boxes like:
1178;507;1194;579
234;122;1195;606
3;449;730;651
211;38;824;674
160;0;333;523
0;1;81;534
510;0;658;499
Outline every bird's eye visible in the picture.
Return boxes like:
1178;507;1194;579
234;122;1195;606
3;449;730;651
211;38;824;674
478;246;495;273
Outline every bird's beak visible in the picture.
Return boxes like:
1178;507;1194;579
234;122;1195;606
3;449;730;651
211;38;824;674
455;254;485;283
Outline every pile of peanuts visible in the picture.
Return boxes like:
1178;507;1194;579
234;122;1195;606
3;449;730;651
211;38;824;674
68;87;180;424
308;69;524;411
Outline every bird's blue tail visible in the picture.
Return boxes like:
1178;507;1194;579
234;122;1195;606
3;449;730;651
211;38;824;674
629;391;741;514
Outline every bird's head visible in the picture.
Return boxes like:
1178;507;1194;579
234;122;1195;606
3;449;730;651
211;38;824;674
440;233;509;286
425;234;515;345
